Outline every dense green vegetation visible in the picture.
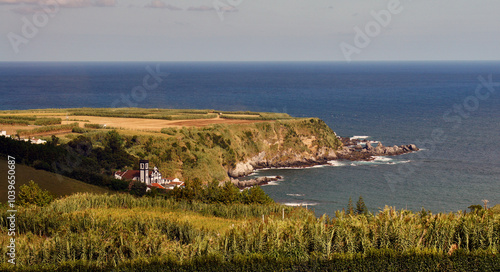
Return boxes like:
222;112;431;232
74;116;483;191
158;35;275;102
16;123;79;136
0;193;498;271
155;118;342;181
0;119;30;125
0;131;134;193
66;108;291;121
17;181;55;207
0;116;60;126
33;118;62;126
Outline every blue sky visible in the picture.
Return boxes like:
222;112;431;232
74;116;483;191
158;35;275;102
1;0;500;62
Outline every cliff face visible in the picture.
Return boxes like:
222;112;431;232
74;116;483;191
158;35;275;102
126;117;418;183
226;118;342;177
130;118;342;182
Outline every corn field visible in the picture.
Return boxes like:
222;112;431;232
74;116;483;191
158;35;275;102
1;193;499;271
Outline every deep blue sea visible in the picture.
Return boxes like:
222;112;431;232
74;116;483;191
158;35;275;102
1;61;499;216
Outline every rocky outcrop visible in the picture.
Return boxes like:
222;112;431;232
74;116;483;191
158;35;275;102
337;138;419;161
231;176;282;189
228;137;419;178
228;148;338;178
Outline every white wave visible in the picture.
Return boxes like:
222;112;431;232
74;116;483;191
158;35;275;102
372;156;392;162
327;157;412;168
282;202;318;207
328;160;348;167
261;180;280;186
351;136;370;140
286;194;305;197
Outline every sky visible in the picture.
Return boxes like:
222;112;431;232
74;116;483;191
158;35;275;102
1;0;500;62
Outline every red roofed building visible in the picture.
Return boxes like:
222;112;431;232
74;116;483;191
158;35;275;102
151;183;166;190
114;170;141;181
114;159;184;190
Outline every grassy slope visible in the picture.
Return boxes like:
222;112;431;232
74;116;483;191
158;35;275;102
0;158;111;203
125;118;342;182
1;108;343;183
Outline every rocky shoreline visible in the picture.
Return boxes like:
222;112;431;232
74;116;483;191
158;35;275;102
229;136;419;189
231;176;283;190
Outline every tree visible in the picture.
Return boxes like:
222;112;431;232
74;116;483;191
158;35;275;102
347;197;354;215
18;180;55;206
68;135;93;156
243;186;273;204
218;182;240;204
356;196;368;215
103;130;124;153
130;181;147;197
49;135;60;146
468;204;483;213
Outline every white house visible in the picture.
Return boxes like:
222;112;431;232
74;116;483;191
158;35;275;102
0;131;6;136
30;138;47;145
114;160;184;190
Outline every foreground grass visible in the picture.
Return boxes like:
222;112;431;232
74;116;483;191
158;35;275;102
0;193;499;271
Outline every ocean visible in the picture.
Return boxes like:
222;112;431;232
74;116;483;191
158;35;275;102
1;61;499;216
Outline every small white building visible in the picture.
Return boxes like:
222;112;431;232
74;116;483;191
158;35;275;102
150;166;163;184
0;131;6;136
30;137;47;145
115;160;185;190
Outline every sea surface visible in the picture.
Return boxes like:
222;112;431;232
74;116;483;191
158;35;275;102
1;61;499;216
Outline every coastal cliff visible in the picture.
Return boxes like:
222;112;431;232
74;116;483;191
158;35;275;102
130;118;342;182
125;117;417;184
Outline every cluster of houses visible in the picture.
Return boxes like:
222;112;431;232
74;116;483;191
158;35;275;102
114;160;185;191
0;131;47;144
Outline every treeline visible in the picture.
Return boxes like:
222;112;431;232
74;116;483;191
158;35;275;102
33;118;62;126
220;112;293;121
0;118;30;125
16;123;78;136
0;132;134;192
70;108;214;120
1;130;276;206
167;180;274;205
0;116;61;126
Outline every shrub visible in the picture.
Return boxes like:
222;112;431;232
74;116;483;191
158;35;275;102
34;118;62;126
130;181;147;197
18;180;55;207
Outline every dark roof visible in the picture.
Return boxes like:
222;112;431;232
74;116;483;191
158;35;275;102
116;170;155;180
116;170;140;180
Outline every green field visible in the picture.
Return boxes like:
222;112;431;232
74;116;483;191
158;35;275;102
1;108;499;271
0;158;111;203
0;193;499;271
0;108;293;122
